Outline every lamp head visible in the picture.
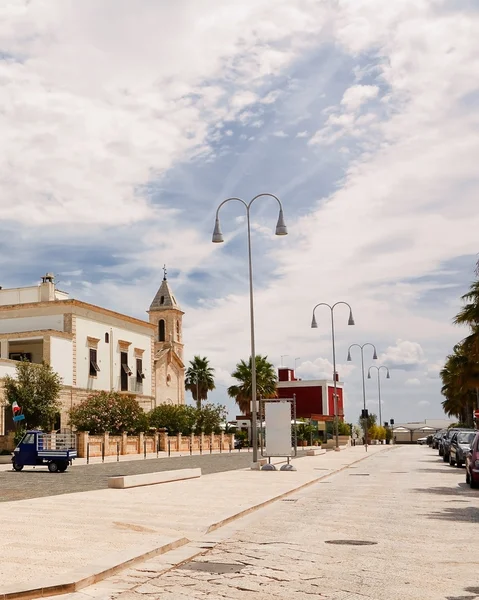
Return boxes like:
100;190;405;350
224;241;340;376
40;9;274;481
275;208;288;236
367;371;371;379
212;218;224;243
386;370;390;379
373;349;378;360
311;313;318;329
347;350;352;362
348;309;355;326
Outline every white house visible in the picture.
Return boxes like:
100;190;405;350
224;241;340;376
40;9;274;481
0;272;185;434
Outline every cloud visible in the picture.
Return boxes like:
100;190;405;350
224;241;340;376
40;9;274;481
341;84;379;111
405;378;421;386
379;340;427;371
295;358;355;381
272;130;288;138
418;400;430;407
296;131;309;138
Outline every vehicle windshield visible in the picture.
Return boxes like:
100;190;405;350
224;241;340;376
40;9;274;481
457;432;475;444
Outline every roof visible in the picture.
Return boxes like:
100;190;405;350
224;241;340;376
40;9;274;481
149;277;181;311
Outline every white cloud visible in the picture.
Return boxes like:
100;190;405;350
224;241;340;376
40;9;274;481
341;84;379;111
296;131;309;138
273;130;288;138
379;340;427;370
295;358;355;381
418;400;430;407
405;378;421;386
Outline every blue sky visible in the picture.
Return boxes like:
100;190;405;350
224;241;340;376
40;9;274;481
1;0;478;423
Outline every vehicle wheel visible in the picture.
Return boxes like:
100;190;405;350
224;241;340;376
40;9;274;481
12;460;23;472
456;460;463;468
443;454;448;462
471;477;478;489
466;470;471;484
48;461;59;473
58;461;68;473
449;455;455;466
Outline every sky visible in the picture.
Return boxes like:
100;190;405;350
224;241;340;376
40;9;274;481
1;0;478;424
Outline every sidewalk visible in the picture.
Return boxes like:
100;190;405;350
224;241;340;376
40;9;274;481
0;445;390;599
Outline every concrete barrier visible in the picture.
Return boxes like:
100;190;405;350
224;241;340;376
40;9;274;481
108;468;201;489
306;448;326;456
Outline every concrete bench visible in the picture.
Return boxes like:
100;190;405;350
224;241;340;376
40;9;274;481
306;448;326;456
108;468;201;489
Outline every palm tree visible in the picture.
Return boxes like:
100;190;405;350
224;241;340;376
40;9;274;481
440;344;478;426
227;355;277;415
185;356;215;410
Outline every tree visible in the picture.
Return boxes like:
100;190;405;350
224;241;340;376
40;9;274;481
440;344;477;427
4;361;62;430
227;355;277;415
69;392;148;434
185;356;216;409
195;403;227;435
149;404;197;435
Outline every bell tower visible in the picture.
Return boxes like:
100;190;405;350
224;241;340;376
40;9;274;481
148;266;184;359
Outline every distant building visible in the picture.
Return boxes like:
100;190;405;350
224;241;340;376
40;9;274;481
393;419;455;443
0;271;185;434
276;367;344;422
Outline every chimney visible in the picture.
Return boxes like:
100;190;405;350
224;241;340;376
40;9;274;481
40;273;55;302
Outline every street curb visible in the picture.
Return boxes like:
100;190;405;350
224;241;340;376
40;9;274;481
1;447;393;600
0;537;190;600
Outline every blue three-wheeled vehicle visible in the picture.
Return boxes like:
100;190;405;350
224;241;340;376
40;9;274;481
12;430;77;473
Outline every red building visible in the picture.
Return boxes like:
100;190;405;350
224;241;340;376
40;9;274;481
276;367;344;422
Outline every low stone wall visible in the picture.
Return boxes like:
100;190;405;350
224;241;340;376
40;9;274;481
0;432;15;452
75;430;235;458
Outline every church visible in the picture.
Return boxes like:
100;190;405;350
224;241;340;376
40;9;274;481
0;271;185;434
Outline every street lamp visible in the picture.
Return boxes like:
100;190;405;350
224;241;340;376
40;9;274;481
212;193;288;464
311;302;355;451
347;343;378;449
295;357;301;370
367;365;390;428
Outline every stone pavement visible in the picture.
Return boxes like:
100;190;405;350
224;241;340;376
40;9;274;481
44;445;479;600
0;450;304;502
0;444;383;596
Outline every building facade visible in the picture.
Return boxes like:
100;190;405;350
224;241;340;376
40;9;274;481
0;273;185;434
276;367;344;422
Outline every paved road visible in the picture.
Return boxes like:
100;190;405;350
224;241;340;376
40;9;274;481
0;450;299;502
68;444;479;600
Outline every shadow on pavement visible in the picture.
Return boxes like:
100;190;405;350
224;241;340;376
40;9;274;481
446;585;479;599
417;468;467;475
412;483;474;496
426;505;479;523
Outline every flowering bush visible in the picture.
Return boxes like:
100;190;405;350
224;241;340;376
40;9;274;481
69;392;148;434
149;403;227;435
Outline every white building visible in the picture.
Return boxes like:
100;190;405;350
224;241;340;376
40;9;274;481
0;272;185;434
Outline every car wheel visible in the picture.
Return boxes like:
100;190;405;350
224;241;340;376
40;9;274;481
466;470;471;484
443;454;448;462
449;455;455;466
12;460;23;472
456;460;463;468
470;476;478;489
48;461;59;473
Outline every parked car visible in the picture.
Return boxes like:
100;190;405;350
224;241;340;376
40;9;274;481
417;437;429;445
442;428;466;462
432;430;446;450
449;430;476;467
466;432;479;489
438;430;448;456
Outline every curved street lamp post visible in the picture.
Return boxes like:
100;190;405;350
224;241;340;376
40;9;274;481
367;365;390;428
347;343;378;449
311;302;355;451
212;193;288;464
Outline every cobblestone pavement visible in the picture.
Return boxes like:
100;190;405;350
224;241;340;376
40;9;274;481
0;450;298;502
62;445;479;600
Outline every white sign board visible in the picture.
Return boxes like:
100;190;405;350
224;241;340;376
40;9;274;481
265;401;292;457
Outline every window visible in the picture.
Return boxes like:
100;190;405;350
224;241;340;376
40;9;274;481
176;320;180;340
159;319;165;342
136;358;145;381
9;352;32;362
105;332;109;343
160;295;165;305
89;349;100;377
22;433;35;445
120;351;131;391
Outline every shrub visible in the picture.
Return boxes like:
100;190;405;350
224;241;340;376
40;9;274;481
69;392;147;434
195;403;227;435
149;404;197;435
